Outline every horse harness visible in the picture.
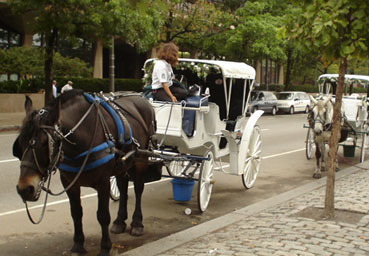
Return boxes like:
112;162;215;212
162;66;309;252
24;93;147;186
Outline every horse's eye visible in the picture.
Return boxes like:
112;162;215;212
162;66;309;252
29;139;36;146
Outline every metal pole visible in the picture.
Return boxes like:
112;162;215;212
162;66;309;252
109;36;115;92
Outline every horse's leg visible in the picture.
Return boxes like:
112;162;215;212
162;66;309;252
130;176;145;236
111;174;129;234
61;176;87;255
96;179;112;256
130;162;146;236
313;142;322;179
321;142;326;171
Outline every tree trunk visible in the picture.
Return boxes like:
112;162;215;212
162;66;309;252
44;29;58;104
324;57;347;218
284;46;293;91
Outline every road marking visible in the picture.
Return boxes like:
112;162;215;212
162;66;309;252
0;159;18;164
0;148;305;217
262;148;305;159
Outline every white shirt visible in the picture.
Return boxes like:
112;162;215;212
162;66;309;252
52;85;57;98
61;84;73;93
151;60;174;89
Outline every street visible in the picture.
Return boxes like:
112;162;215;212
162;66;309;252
0;113;362;255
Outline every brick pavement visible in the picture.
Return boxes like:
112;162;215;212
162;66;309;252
121;164;369;256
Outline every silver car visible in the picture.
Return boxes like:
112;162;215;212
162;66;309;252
276;91;311;114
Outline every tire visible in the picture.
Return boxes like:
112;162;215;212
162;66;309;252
305;106;309;114
271;107;277;116
306;128;314;160
110;176;120;201
197;151;214;212
289;106;294;115
242;125;262;189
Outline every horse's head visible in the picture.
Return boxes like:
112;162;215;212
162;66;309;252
13;96;61;202
308;95;333;135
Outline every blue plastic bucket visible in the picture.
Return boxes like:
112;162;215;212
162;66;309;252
171;178;195;202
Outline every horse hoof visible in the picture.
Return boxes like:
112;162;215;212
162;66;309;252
71;243;87;255
313;173;321;179
130;226;144;236
110;223;126;234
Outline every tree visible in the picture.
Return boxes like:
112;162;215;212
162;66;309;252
8;0;162;103
0;47;43;79
288;0;369;218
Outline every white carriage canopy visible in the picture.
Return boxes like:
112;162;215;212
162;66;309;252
318;74;369;96
143;58;257;121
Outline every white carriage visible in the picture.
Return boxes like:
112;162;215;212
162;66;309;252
140;58;264;212
305;74;369;162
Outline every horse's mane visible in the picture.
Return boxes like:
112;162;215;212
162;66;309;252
19;110;39;145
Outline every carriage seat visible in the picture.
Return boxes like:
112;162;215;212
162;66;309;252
182;95;208;137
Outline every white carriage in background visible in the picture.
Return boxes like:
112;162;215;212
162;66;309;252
306;74;369;162
141;58;264;212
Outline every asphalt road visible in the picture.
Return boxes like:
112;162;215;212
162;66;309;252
0;113;361;256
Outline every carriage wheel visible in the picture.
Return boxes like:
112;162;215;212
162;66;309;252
306;128;315;160
197;151;214;213
242;125;262;189
360;124;368;163
110;176;120;201
168;160;190;177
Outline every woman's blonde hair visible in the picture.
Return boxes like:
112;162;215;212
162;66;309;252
157;42;179;66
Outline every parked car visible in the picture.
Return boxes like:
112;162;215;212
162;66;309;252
276;91;310;114
248;90;278;115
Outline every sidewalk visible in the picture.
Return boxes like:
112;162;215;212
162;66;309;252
0;112;24;132
121;163;369;256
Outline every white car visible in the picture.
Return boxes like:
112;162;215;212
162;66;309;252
276;91;311;114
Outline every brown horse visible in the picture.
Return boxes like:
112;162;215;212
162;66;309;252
12;90;156;256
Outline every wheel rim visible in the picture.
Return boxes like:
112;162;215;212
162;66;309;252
110;176;120;201
306;128;314;160
290;107;294;114
242;126;261;189
198;151;214;212
360;124;368;162
305;106;309;113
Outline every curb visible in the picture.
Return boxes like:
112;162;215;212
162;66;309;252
119;162;365;256
0;125;20;132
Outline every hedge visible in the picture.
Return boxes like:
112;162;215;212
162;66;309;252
0;77;144;93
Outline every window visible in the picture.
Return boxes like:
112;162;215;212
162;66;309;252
0;27;21;49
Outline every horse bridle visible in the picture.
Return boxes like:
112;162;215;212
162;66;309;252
308;105;332;131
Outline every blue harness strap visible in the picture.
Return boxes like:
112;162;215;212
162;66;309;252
58;141;115;172
83;93;132;144
58;93;133;173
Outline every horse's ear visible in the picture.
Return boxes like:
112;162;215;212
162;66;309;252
24;96;33;114
48;99;61;125
309;95;317;105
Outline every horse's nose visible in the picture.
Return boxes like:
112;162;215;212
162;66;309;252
16;185;35;201
314;129;322;135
